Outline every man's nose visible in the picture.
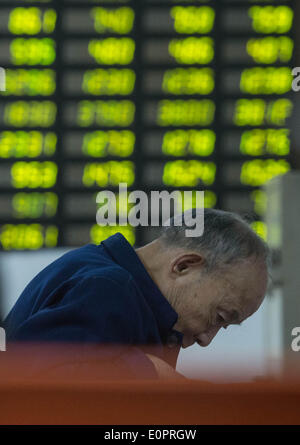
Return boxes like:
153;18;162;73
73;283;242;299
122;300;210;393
198;325;221;346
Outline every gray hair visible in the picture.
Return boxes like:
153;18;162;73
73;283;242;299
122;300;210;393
159;208;271;273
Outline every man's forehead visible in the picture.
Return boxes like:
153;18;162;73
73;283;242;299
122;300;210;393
224;261;268;300
220;291;264;323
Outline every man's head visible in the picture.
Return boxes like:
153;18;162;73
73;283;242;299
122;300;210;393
136;208;270;349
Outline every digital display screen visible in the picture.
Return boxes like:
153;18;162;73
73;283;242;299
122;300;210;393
0;0;295;249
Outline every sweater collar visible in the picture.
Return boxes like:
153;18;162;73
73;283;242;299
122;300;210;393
101;233;182;341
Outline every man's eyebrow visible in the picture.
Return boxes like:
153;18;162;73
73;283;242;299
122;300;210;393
227;310;242;325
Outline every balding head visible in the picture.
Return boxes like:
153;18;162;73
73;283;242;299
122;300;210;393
159;208;270;274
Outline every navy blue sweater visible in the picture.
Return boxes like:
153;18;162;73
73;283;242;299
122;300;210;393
4;233;183;378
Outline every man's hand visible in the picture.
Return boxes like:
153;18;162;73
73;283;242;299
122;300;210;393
146;354;186;380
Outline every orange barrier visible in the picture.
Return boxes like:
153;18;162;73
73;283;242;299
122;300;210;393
1;344;300;425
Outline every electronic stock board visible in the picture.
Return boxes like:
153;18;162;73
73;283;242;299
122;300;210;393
0;0;295;249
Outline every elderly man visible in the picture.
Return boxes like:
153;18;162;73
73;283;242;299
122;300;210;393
3;208;269;379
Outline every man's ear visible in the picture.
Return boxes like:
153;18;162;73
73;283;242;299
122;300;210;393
172;254;205;274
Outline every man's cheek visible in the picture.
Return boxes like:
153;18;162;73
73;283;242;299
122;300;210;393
182;335;195;348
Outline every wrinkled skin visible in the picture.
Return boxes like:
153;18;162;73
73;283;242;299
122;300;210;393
136;239;268;349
